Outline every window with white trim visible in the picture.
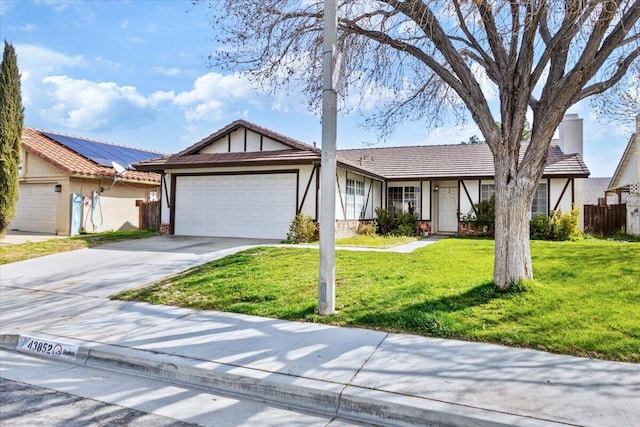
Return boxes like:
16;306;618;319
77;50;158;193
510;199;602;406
480;184;494;202
388;186;420;217
346;179;365;219
531;183;548;217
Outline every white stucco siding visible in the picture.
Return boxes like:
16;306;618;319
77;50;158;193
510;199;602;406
459;180;480;218
246;130;261;152
199;137;229;154
420;181;432;221
363;177;382;220
198;129;293;154
229;128;245;152
261;136;289;151
548;178;574;213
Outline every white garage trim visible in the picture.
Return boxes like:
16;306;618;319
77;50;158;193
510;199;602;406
171;170;299;239
11;183;59;233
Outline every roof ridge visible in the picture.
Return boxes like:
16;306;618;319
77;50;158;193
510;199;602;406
28;127;165;155
337;142;493;151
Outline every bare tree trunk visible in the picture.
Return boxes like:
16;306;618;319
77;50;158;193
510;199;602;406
492;156;537;290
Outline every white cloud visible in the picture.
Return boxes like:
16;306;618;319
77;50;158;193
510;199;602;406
40;75;164;131
146;23;159;33
155;66;182;76
15;44;85;74
172;72;254;121
120;20;130;29
125;36;146;44
34;0;73;12
14;44;86;107
10;23;39;32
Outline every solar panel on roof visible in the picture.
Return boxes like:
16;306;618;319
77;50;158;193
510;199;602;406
42;131;160;168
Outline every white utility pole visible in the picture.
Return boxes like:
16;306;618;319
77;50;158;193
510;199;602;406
318;0;337;315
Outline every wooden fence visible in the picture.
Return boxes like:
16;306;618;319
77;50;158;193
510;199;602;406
583;204;626;236
139;200;161;230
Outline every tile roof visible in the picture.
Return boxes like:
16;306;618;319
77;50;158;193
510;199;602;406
22;128;161;184
133;120;589;181
137;149;321;169
583;177;616;205
337;142;590;179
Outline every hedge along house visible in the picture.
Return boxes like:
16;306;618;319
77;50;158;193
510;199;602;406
135;116;589;240
11;128;161;235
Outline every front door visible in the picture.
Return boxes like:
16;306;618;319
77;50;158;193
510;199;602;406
438;187;458;233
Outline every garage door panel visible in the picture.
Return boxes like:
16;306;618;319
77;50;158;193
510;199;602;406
11;184;58;233
174;173;297;239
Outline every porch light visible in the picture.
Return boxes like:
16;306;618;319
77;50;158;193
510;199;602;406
54;184;62;193
434;185;439;192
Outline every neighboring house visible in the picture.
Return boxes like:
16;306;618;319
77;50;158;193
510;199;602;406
11;128;161;235
583;177;616;206
135;116;589;240
606;114;640;236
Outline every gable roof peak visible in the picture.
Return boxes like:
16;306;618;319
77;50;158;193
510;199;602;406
178;119;319;156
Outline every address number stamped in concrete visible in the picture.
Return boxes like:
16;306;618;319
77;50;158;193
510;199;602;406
16;335;79;360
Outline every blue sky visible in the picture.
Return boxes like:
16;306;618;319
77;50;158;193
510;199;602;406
0;0;634;177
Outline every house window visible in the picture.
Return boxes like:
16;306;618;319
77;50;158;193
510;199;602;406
531;183;548;217
346;179;365;219
481;184;494;202
388;186;420;217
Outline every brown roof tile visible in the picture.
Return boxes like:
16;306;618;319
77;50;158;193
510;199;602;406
337;143;589;179
22;128;160;184
137;149;321;170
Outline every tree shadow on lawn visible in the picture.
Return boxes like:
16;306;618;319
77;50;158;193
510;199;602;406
355;280;525;337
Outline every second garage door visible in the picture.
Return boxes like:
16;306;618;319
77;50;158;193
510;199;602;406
174;173;297;239
11;183;59;233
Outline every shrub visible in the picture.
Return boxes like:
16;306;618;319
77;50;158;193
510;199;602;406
375;208;395;235
459;196;495;236
357;221;376;236
286;213;316;243
550;208;581;241
393;212;417;236
530;214;551;240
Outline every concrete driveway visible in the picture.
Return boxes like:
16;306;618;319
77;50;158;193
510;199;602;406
0;236;277;299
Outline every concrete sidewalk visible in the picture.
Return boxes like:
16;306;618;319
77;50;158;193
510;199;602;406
1;236;639;426
1;301;638;426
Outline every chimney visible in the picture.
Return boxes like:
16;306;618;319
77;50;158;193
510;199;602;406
558;113;583;157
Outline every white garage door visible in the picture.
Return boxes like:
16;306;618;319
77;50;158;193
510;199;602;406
174;173;297;239
11;183;59;233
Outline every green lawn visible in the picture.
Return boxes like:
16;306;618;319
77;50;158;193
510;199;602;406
114;238;640;362
0;229;157;264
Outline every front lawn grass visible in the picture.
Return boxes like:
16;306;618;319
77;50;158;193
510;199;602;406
115;238;640;362
0;229;157;264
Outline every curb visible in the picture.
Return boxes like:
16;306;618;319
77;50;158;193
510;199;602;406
0;334;567;427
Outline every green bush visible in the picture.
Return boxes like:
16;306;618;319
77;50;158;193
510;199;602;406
459;196;495;237
530;214;551;240
375;208;395;235
393;212;417;236
286;213;316;243
550;208;581;241
357;221;376;236
393;224;416;236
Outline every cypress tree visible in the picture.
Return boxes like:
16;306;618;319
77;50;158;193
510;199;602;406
0;41;24;234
